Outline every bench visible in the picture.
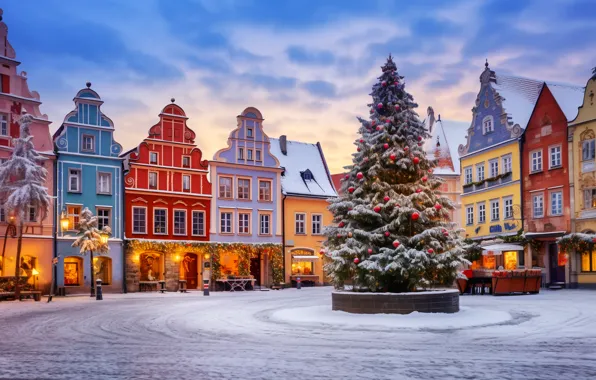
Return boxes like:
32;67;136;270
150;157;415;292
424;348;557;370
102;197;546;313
178;280;187;293
0;292;15;301
19;291;42;301
158;281;167;293
139;281;159;292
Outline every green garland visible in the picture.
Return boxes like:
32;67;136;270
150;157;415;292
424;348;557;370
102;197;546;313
557;233;596;254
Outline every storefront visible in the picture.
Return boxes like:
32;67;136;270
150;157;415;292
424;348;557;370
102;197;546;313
290;249;323;287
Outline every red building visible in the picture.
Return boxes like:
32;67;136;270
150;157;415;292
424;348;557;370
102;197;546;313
522;83;584;287
122;101;211;291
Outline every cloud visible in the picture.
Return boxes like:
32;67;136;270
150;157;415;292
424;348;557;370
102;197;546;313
286;46;335;65
301;80;338;98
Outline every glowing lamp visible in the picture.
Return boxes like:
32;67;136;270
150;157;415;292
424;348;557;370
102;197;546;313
100;232;109;245
60;215;70;231
204;253;211;260
31;268;39;276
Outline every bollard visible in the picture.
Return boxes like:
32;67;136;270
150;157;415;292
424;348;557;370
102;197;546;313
95;279;103;301
297;277;301;290
203;280;210;296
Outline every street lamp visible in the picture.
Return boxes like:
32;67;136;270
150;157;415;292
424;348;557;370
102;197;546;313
31;268;39;290
100;231;109;245
60;210;69;235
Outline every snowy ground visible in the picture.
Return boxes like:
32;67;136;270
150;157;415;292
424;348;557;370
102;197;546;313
1;288;596;380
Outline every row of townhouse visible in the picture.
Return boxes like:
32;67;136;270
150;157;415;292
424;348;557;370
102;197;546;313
0;12;337;294
458;60;596;289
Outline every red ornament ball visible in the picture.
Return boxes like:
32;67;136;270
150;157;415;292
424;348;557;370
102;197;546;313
413;157;420;164
418;142;423;146
592;237;596;243
382;81;387;87
428;248;434;254
384;231;390;237
368;248;373;254
411;212;420;221
383;143;389;149
404;146;409;151
428;169;433;174
319;249;325;255
393;240;400;248
394;81;398;86
434;203;442;210
374;206;381;213
357;172;364;179
348;187;355;193
417;136;422;141
377;103;383;109
354;258;360;264
376;126;381;131
371;120;376;126
344;174;349;179
336;233;342;238
384;196;390;202
338;222;345;228
390;153;396;161
370;109;374;114
416;188;422;193
443;232;449;237
422;176;428;182
364;157;369;162
357;147;361;152
359;139;364;143
394;105;400;111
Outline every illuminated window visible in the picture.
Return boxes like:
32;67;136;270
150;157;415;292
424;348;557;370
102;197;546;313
94;256;112;285
291;261;314;275
64;257;83;286
67;205;81;230
584;188;596;209
582;251;596;272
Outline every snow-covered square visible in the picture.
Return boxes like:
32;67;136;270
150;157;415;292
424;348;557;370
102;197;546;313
1;288;595;380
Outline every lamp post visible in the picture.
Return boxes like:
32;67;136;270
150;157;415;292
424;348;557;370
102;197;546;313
1;215;17;276
60;210;69;236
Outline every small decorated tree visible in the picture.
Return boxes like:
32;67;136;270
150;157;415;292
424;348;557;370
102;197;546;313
71;207;110;296
0;113;51;298
324;55;468;293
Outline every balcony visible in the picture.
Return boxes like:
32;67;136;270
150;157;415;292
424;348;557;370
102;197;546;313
463;172;513;194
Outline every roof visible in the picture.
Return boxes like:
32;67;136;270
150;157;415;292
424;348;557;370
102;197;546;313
492;73;543;131
270;137;338;198
423;107;468;175
545;82;585;121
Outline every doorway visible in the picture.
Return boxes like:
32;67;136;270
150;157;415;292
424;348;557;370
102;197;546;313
548;243;565;284
250;253;261;286
183;253;198;289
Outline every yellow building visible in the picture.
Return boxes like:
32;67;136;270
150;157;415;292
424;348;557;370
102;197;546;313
458;63;543;269
568;72;596;288
269;136;337;286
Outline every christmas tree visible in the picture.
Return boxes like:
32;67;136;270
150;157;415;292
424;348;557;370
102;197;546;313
324;55;468;293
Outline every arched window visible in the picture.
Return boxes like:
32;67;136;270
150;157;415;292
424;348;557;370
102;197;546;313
94;256;112;285
64;256;83;286
482;115;494;135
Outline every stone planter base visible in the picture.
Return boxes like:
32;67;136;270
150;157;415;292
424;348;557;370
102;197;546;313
332;289;459;314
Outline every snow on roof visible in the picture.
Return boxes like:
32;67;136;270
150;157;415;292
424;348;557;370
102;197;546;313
492;73;544;130
270;137;338;198
546;82;585;121
330;173;344;195
423;107;468;175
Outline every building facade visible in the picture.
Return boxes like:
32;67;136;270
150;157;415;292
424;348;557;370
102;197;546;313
122;101;212;291
269;135;337;286
522;82;584;287
458;62;542;270
210;107;283;287
569;72;596;288
0;9;55;293
53;83;124;293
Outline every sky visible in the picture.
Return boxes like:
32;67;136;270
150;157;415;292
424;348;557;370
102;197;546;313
3;0;596;173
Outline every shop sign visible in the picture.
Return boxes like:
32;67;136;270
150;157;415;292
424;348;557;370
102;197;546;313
489;223;517;234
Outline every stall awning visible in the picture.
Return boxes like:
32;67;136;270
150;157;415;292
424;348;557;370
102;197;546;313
292;255;319;261
482;244;524;255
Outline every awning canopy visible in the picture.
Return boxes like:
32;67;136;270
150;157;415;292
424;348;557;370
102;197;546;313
482;244;524;255
292;255;319;261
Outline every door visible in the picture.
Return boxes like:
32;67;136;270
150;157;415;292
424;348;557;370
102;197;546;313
250;254;261;286
183;253;198;289
548;243;565;284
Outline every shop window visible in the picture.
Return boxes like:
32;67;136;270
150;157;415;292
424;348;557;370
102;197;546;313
64;256;83;286
140;253;163;281
504;251;523;270
482;255;496;270
219;251;239;276
582;251;596;272
94;256;112;285
20;255;37;279
291;261;314;275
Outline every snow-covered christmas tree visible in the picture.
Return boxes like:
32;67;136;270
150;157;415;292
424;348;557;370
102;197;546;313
0;113;51;297
324;55;468;293
72;207;110;297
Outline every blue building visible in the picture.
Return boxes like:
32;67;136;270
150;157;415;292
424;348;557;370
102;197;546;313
53;83;124;293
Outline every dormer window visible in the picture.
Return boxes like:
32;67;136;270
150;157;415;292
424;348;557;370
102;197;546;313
482;116;494;135
81;134;95;152
247;128;254;138
301;169;314;181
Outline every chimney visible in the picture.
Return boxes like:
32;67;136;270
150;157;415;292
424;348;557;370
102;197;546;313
279;135;287;155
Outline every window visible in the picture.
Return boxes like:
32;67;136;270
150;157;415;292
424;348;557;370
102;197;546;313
532;194;544;218
150;152;158;165
28;206;36;222
489;159;499;178
68;169;81;192
531;151;542;173
238;213;250;234
295;213;306;234
504;197;513;219
502;155;512;174
94;256;112;285
464;167;473;184
581;251;596;272
259;180;271;201
149;172;158;189
192;211;205;236
312;214;322;235
133;207;147;233
256;150;262;162
549;146;562;168
220;212;232;233
81;134;95;152
291;261;314;275
482;116;494;134
67;205;81;230
238;178;250;200
0;207;5;222
247;149;254;161
490;200;500;221
0;114;7;136
476;164;485;182
247;128;254;138
259;213;270;235
239;147;244;160
97;172;111;194
97;208;110;230
465;206;473;225
182;156;190;168
302;170;314;181
219;177;232;198
551;191;563;216
478;203;486;223
584;189;596;209
183;175;190;191
154;209;167;234
64;256;83;286
582;139;595;161
174;210;186;235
